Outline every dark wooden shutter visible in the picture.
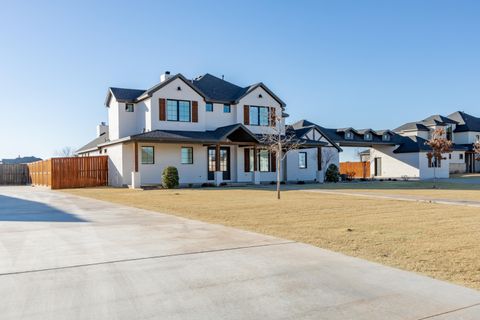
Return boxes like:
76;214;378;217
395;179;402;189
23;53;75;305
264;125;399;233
428;154;432;168
269;107;276;126
317;147;322;171
192;101;198;122
244;148;250;172
270;151;276;172
159;99;166;121
244;105;249;125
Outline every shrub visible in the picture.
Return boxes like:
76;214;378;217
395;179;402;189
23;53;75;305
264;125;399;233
162;166;179;189
346;171;356;181
201;182;215;188
296;180;305;185
325;164;340;182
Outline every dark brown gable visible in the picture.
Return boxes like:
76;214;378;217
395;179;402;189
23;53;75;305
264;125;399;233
159;98;166;121
244;148;250;172
192;101;198;122
244;105;249;125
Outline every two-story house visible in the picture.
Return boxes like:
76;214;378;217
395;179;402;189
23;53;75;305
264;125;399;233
77;72;341;187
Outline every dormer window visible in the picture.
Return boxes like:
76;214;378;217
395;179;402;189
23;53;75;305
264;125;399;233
382;133;390;141
125;103;134;112
345;131;353;140
364;133;372;141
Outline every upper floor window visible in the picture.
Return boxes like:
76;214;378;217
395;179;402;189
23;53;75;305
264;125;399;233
126;103;134;112
382;133;390;141
298;152;307;169
206;102;213;112
167;100;191;122
223;104;231;113
459;153;464;160
345;131;353;140
476;135;480;142
446;126;453;141
141;146;154;164
181;147;193;164
364;133;372;141
249;106;269;126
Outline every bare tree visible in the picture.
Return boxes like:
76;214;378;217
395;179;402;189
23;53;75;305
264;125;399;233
55;146;75;157
474;141;480;161
425;128;452;188
259;114;303;199
321;147;337;181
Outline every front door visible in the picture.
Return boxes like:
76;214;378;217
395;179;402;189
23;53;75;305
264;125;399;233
207;147;231;180
374;157;382;176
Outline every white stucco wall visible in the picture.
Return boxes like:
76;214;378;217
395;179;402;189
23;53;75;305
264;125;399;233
454;131;480;144
285;147;339;182
418;152;449;179
370;147;420;179
107;143;125;187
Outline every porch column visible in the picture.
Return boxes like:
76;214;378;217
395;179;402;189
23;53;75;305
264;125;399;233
131;141;141;189
316;146;323;183
214;144;222;186
252;145;260;185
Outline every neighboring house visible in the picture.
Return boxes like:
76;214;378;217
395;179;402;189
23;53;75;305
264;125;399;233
1;156;42;164
317;111;480;180
77;72;341;187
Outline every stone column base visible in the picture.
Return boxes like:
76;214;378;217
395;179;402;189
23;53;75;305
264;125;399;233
316;170;324;183
253;171;260;185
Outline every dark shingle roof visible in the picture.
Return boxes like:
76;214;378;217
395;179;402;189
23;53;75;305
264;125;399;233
394;122;430;132
192;74;249;103
109;87;145;102
448;111;480;132
1;156;42;164
130;124;259;144
421;114;458;126
76;132;110;153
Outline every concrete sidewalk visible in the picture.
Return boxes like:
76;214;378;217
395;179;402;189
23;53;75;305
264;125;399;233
1;186;480;319
304;189;480;208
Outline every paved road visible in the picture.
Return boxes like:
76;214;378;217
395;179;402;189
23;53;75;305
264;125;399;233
1;186;480;320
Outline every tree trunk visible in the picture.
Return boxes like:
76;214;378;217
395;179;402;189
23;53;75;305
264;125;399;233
277;153;281;200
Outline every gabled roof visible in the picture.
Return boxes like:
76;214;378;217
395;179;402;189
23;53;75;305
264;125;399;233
421;114;458;126
392;135;474;153
104;73;286;108
448;111;480;132
192;73;248;103
290;120;343;151
394;122;430;132
105;88;145;105
76;132;110;154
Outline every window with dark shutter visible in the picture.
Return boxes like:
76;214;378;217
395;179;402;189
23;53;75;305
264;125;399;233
270;107;276;126
192;101;198;122
159;99;166;121
244;148;250;172
270;151;276;172
244;105;249;125
317;147;322;171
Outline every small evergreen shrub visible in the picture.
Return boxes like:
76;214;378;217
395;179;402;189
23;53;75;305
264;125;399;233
162;166;179;189
325;164;340;182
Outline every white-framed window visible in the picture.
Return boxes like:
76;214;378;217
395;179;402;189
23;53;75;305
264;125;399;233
181;147;193;164
206;102;213;112
364;133;372;141
382;133;390;141
258;150;269;172
141;146;154;164
298;152;307;169
345;131;353;140
223;104;231;113
125;103;134;112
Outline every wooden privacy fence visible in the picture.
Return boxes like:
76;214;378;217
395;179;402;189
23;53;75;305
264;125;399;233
0;164;30;185
340;161;371;179
28;156;108;189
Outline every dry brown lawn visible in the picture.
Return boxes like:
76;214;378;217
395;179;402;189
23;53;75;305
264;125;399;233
65;186;480;290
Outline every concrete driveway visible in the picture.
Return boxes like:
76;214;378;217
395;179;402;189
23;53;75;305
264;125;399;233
1;186;480;320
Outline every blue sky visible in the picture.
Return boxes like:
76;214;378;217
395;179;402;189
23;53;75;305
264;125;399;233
1;0;479;160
